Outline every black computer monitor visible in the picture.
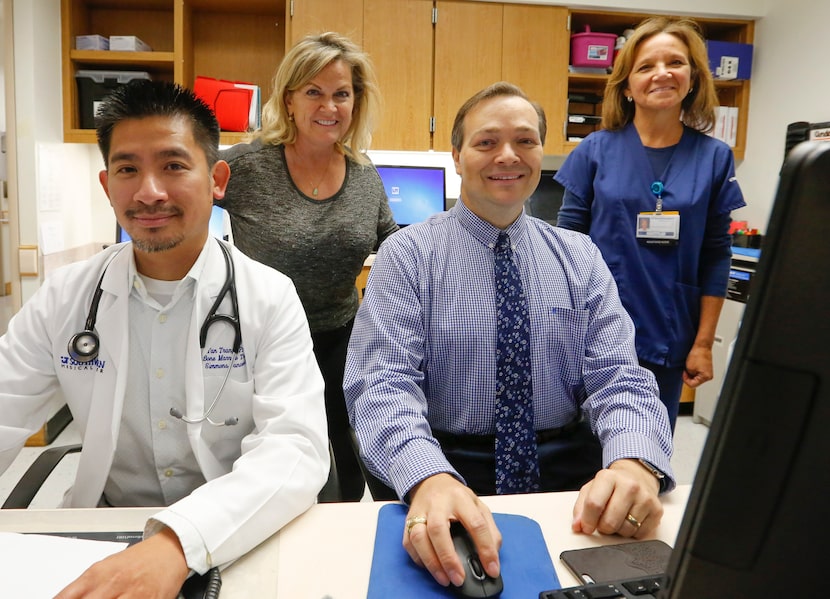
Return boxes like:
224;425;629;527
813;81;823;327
375;165;446;227
524;170;565;224
664;140;830;596
115;205;229;243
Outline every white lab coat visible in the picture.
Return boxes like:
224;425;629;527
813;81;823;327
0;239;329;572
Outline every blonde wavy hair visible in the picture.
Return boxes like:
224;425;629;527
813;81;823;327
602;17;718;133
251;32;381;165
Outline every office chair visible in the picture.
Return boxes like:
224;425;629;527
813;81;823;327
348;427;398;501
2;443;82;509
317;442;342;503
2;442;341;509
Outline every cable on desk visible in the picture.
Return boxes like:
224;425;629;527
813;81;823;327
203;567;222;599
180;567;222;599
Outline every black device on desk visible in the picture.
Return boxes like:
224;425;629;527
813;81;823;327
449;521;504;598
559;540;672;586
541;140;830;598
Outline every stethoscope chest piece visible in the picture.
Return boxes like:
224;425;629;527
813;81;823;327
68;330;100;363
67;253;113;364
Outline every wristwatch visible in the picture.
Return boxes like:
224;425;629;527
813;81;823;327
637;458;667;493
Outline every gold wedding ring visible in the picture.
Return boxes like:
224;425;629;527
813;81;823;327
405;516;428;536
626;513;642;530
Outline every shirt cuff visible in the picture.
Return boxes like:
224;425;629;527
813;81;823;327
392;438;465;501
146;511;212;574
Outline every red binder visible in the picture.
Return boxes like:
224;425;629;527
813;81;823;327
193;76;252;132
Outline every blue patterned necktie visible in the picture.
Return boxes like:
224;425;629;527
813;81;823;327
494;232;540;494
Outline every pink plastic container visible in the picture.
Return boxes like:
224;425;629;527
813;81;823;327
570;26;617;69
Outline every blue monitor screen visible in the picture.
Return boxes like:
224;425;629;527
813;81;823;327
375;165;446;227
116;205;228;243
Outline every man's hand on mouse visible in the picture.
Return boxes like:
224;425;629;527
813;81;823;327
403;473;502;587
571;458;664;538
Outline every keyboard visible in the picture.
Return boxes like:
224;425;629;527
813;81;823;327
34;530;143;545
539;574;666;598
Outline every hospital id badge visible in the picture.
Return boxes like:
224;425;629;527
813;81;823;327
636;211;680;246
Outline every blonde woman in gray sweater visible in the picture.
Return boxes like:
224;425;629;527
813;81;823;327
219;33;398;501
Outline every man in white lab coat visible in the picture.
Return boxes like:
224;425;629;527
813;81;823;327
0;80;329;598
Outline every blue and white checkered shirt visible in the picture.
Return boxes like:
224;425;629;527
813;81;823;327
344;200;674;498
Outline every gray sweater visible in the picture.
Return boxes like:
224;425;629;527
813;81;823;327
219;140;398;332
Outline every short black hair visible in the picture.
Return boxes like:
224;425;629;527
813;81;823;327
95;79;220;167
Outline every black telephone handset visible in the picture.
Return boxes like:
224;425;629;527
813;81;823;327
179;567;222;599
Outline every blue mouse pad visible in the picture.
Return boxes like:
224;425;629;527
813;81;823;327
367;503;560;598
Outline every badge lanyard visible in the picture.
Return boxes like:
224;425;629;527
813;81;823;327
651;181;664;213
636;180;680;244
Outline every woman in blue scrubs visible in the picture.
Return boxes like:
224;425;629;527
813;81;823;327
555;17;746;430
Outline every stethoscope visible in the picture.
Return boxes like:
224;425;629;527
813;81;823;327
67;240;241;427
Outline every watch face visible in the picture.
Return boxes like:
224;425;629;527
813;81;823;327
639;459;665;479
638;459;667;493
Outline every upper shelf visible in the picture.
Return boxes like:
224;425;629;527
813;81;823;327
69;50;176;70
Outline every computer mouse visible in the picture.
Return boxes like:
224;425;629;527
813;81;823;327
449;521;504;598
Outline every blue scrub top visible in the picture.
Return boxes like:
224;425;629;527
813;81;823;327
555;124;745;367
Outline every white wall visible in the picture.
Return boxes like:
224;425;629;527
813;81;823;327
9;0;104;301
0;3;5;136
0;1;9;291
732;0;830;231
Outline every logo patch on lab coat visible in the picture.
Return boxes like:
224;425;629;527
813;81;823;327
60;354;107;373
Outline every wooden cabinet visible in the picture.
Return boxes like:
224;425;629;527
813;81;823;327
61;0;286;146
364;1;569;154
566;11;754;159
433;2;569;154
288;0;364;47
363;0;434;151
431;1;503;152
60;1;754;158
366;4;753;156
502;4;570;156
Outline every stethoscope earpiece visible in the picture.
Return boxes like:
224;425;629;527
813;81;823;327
67;330;101;363
169;407;238;427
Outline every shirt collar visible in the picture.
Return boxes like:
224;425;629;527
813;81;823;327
128;237;213;305
453;198;529;250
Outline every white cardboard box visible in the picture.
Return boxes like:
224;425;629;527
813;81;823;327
109;35;152;52
75;35;109;50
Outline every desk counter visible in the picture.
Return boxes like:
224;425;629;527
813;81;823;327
0;485;690;598
0;507;279;599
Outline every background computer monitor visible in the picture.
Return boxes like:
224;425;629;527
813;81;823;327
524;169;565;224
665;140;830;596
116;205;230;244
375;165;446;227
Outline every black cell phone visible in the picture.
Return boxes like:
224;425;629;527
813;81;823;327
560;540;672;585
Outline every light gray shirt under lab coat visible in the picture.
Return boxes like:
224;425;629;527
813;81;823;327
104;271;206;506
